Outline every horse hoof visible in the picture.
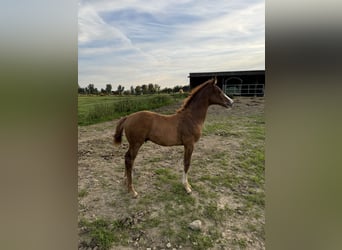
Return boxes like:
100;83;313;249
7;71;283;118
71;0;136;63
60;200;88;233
185;187;192;194
132;191;138;198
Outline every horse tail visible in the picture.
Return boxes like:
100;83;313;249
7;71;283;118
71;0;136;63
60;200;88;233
114;116;127;145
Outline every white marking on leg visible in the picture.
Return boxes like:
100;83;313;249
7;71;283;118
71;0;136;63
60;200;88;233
183;172;192;193
182;172;187;185
132;190;138;198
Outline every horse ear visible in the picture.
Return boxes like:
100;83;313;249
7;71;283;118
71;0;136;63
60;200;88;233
214;76;217;85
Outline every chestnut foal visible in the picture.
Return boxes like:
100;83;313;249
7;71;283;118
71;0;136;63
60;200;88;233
114;78;233;197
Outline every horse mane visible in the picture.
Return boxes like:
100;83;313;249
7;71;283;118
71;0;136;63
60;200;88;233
177;78;214;113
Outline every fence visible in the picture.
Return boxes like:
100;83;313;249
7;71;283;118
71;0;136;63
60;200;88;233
222;83;264;97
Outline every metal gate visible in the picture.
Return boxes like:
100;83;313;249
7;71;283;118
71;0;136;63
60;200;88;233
223;83;264;97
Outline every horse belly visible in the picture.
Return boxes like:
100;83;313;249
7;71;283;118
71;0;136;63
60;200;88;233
149;129;179;146
149;119;180;146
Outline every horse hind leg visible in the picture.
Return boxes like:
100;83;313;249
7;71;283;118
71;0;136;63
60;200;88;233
124;143;142;198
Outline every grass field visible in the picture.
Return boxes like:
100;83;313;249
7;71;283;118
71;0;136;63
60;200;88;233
78;94;187;126
78;97;265;249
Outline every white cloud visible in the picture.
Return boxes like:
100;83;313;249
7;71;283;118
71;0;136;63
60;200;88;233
78;0;265;89
78;5;132;46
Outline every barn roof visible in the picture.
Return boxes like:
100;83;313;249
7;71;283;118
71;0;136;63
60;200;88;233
189;70;265;77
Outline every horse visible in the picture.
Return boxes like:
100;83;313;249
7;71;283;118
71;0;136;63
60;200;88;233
114;78;234;198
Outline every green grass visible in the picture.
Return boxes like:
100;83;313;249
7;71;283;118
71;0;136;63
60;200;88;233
233;238;248;248
78;189;88;198
79;218;128;250
153;168;196;207
78;93;186;126
202;120;238;137
202;113;265;206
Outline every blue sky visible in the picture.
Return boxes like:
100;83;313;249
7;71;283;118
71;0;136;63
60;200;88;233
78;0;265;89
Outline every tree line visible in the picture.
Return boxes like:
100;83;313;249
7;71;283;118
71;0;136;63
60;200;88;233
78;83;189;95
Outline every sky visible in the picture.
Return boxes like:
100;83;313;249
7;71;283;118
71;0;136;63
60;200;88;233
78;0;265;90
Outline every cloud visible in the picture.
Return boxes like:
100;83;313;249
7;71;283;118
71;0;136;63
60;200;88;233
78;5;132;48
78;0;265;89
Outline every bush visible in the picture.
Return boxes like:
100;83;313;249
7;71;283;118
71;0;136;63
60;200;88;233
82;95;175;125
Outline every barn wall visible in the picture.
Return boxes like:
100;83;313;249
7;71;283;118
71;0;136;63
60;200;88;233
189;71;265;97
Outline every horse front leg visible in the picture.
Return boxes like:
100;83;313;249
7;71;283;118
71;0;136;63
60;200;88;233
183;144;194;194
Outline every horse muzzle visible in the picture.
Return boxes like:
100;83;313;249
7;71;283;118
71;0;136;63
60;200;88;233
223;93;234;108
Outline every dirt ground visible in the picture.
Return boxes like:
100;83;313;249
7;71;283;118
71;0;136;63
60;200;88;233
78;97;264;250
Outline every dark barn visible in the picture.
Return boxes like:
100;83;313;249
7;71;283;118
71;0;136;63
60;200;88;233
189;70;265;97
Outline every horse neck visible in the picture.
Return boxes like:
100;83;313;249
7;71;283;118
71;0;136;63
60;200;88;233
183;93;209;125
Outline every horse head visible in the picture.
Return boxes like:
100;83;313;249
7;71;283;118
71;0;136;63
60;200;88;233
208;77;234;108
